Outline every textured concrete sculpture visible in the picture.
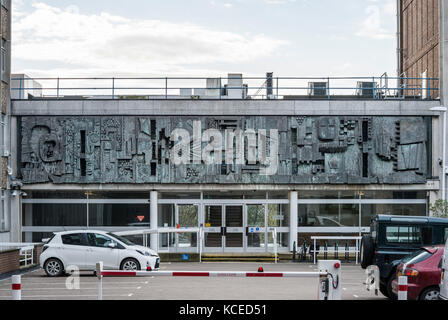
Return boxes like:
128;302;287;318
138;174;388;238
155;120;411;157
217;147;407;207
19;116;430;184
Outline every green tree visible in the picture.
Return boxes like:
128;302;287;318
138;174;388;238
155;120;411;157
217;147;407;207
429;200;448;218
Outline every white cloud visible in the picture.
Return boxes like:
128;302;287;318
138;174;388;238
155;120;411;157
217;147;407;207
12;2;289;77
356;0;395;40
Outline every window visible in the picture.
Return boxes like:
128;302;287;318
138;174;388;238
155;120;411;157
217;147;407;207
89;203;149;227
386;226;423;244
87;233;117;248
61;233;86;246
444;228;448;243
401;249;433;264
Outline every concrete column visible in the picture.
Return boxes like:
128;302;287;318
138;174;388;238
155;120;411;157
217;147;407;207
150;191;158;251
10;193;21;242
289;191;298;251
24;203;33;242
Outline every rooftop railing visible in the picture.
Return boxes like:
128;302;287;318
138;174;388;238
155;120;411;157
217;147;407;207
10;74;440;101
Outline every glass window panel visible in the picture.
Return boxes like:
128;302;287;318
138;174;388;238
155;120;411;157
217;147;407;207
205;206;222;227
268;204;289;227
268;232;289;248
178;233;197;248
89;191;150;199
158;204;175;227
203;191;244;199
298;204;359;227
361;204;426;226
178;205;198;227
268;192;288;199
363;191;427;200
299;191;359;199
89;204;149;227
385;226;423;244
243;191;267;199
247;205;265;227
248;233;265;248
159;192;200;199
159;233;175;249
61;233;86;246
28;191;86;199
27;203;87;226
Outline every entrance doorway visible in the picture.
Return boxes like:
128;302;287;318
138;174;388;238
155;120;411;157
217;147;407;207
203;205;244;252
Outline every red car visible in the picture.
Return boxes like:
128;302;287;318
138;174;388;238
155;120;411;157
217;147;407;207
392;246;445;300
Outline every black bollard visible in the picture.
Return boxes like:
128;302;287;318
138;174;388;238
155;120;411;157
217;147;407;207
324;242;328;260
292;241;296;262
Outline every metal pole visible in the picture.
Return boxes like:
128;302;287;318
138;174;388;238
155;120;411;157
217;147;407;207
313;238;316;264
443;110;447;201
112;78;115;99
165;77;168;100
11;275;21;300
56;78;60;98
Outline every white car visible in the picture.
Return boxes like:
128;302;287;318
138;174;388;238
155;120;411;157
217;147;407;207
40;230;160;277
441;238;448;300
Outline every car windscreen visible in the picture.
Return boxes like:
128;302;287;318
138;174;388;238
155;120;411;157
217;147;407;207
107;233;136;246
401;249;433;264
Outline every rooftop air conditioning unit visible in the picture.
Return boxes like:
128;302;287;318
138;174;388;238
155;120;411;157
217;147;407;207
356;81;377;97
308;82;328;97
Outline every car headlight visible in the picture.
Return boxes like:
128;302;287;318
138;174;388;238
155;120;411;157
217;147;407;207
136;250;151;256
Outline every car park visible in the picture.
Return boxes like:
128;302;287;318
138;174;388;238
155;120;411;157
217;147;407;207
360;214;448;299
391;246;444;300
440;239;448;300
40;230;160;277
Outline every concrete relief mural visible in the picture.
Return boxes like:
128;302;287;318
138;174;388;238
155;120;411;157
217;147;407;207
19;116;430;184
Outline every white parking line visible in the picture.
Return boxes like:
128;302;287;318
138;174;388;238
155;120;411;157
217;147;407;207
353;294;359;298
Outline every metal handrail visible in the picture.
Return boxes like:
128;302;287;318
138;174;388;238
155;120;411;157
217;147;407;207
10;76;440;101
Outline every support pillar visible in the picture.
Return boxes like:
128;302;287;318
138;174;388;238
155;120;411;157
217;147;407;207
150;191;158;251
289;191;298;251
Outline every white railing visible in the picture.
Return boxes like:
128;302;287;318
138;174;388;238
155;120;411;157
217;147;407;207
310;236;362;264
0;243;39;268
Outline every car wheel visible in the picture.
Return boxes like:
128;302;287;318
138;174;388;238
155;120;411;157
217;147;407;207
387;275;397;300
120;258;140;271
44;258;64;277
360;235;374;269
420;287;440;300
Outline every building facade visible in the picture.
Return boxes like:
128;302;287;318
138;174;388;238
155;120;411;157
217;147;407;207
3;0;448;254
398;0;440;98
0;0;11;243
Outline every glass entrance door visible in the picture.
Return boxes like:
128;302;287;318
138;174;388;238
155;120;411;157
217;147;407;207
203;205;244;252
246;204;267;252
204;205;223;251
224;205;244;252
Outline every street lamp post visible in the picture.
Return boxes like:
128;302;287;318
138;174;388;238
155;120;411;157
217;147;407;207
431;106;447;201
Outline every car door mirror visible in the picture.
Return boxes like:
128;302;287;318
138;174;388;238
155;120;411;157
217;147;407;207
108;242;117;249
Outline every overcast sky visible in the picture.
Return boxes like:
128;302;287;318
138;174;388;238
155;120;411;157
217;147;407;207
12;0;397;79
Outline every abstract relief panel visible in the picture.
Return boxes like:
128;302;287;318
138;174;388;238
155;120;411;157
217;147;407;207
19;116;430;184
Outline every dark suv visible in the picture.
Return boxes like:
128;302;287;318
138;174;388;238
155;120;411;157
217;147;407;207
360;214;448;299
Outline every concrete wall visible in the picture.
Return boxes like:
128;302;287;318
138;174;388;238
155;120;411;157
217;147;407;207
11;99;443;117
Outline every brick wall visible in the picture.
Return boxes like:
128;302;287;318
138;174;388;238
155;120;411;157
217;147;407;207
33;245;43;265
0;249;20;274
400;0;440;98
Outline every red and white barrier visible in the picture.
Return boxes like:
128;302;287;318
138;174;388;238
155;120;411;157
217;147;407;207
397;276;408;300
11;275;21;300
96;260;342;300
